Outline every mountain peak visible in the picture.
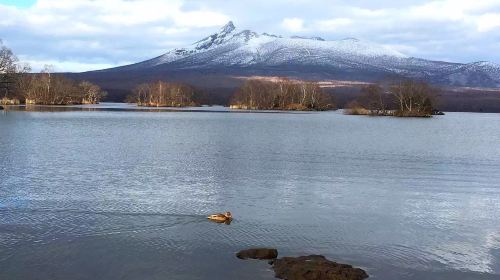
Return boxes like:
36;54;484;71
220;21;236;34
218;21;236;34
193;21;237;51
121;22;500;88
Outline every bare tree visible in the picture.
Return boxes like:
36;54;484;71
359;84;387;115
390;80;436;116
79;81;106;104
345;80;438;117
1;41;102;106
128;81;200;107
22;69;104;105
0;40;20;101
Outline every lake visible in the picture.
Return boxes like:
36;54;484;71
1;104;499;280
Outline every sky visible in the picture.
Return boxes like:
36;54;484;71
1;0;500;72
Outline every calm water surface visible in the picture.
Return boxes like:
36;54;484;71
1;104;499;280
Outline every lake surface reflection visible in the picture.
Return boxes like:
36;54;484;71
1;104;499;279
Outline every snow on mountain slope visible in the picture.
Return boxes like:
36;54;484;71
130;21;406;68
113;21;500;88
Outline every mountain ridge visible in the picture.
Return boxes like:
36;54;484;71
111;21;409;72
68;22;500;112
94;21;500;88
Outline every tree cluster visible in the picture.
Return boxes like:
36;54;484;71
345;84;388;115
0;40;22;102
129;81;200;107
390;80;436;116
230;78;334;111
0;41;106;105
0;41;105;105
19;66;106;105
345;80;438;117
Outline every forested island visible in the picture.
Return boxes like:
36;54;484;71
124;78;335;111
229;78;335;111
345;80;440;117
126;81;201;107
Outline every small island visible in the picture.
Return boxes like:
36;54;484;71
124;78;336;111
126;81;201;107
229;78;335;111
344;80;442;117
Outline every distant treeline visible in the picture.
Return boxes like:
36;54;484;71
124;78;335;111
230;78;335;111
20;68;107;105
127;81;202;107
1;41;106;105
345;80;439;117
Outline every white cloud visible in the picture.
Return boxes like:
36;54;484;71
173;10;230;28
316;18;352;31
282;17;305;32
6;0;229;33
0;0;231;71
282;17;353;33
1;0;500;71
18;56;119;73
477;13;500;32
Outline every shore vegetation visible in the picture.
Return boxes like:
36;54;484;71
1;40;105;105
127;81;201;107
229;78;335;111
344;80;439;117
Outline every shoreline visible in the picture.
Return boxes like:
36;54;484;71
0;103;314;114
2;103;495;114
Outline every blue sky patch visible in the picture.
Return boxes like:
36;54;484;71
0;0;35;8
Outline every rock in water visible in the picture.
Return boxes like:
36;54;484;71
271;255;368;280
236;248;278;260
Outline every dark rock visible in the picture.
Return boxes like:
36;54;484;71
0;105;3;110
236;248;278;260
432;109;445;115
271;255;368;280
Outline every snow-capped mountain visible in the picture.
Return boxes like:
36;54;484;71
104;21;500;88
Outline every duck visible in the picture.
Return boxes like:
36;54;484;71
207;211;232;223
